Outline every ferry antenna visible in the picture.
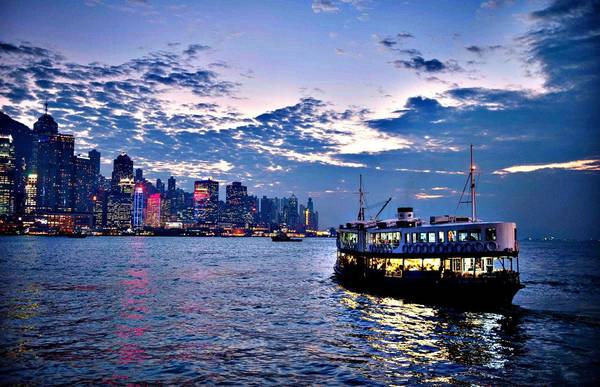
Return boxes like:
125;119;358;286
456;144;477;222
357;174;366;221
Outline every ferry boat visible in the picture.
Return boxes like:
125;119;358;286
334;146;522;306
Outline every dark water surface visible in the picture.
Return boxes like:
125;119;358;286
1;237;599;384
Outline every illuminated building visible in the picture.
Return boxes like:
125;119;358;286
106;192;133;230
145;193;161;228
284;194;299;230
35;126;75;213
74;155;94;213
193;178;219;224
111;153;133;192
24;174;37;214
92;190;107;228
0;134;15;216
32;107;75;213
132;184;145;230
225;181;247;225
46;212;93;234
118;177;135;195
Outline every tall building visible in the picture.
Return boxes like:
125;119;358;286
145;193;161;228
111;153;133;192
225;181;247;225
0;134;15;216
35;119;75;213
156;178;165;194
92;189;108;228
193;179;219;224
132;184;145;230
106;192;132;230
24;174;37;214
73;155;94;213
260;196;274;227
167;176;176;192
285;194;299;230
88;149;100;177
135;168;143;182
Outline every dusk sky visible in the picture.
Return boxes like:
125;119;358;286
0;0;598;238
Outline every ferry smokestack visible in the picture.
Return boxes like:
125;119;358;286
397;207;414;220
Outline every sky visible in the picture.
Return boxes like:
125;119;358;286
0;0;598;238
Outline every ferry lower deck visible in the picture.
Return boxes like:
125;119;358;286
334;251;522;306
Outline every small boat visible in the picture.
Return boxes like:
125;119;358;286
272;232;302;242
68;228;88;238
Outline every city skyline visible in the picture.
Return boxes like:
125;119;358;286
0;0;599;237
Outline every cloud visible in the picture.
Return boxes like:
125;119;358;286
493;159;600;175
377;32;414;50
183;44;210;56
396;168;465;175
391;56;462;73
523;0;600;92
480;0;515;9
312;0;339;13
415;192;445;200
465;44;503;56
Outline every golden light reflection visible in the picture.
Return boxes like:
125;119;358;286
337;288;521;379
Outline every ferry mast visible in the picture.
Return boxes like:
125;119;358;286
357;174;365;221
457;144;477;222
470;144;476;222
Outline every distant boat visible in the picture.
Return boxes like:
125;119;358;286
68;229;88;238
272;232;302;242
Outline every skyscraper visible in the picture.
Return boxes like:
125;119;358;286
106;192;132;230
88;149;100;178
145;193;161;228
34;118;75;213
24;174;37;214
167;176;176;192
132;183;145;230
135;168;143;182
73;155;94;213
0;134;15;216
225;181;247;225
285;194;299;230
156;178;165;194
193;179;219;224
111;153;133;192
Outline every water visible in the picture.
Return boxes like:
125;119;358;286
1;237;599;384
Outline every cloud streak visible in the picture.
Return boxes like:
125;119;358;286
493;159;600;175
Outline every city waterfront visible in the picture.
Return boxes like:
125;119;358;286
1;237;598;384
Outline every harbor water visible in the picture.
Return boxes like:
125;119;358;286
1;237;599;384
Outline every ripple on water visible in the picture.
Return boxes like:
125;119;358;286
0;237;599;384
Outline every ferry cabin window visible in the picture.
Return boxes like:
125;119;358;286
423;258;440;271
419;232;427;243
428;232;435;243
412;232;417;243
405;233;410;244
438;231;445;243
448;230;456;242
404;259;422;271
369;232;401;246
458;230;481;242
341;232;358;243
485;228;497;241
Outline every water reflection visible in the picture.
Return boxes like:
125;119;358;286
335;288;526;383
114;238;151;369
